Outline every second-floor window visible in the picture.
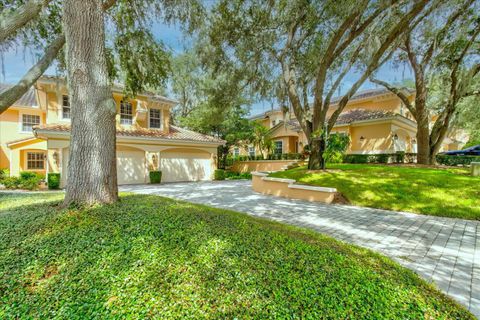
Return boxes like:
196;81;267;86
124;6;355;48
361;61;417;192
22;114;40;133
62;95;71;119
149;108;162;129
120;101;133;125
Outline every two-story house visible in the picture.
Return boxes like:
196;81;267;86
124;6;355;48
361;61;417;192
0;76;224;186
244;88;465;156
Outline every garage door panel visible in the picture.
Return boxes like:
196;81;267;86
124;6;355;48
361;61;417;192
117;150;145;185
160;150;212;182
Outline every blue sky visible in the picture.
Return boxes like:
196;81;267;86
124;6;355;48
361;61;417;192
2;22;412;116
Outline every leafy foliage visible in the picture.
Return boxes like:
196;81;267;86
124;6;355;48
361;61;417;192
324;134;350;163
47;173;61;190
0;193;473;318
149;171;162;184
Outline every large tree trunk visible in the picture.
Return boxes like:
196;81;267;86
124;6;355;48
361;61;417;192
416;115;431;165
308;138;326;170
63;0;118;206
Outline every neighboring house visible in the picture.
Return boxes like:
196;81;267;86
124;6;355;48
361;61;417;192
0;76;224;186
244;88;466;156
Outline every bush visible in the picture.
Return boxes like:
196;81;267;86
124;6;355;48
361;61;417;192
436;154;480;166
149;171;162;184
48;173;61;189
225;171;252;180
395;151;405;164
18;172;43;191
0;168;8;181
343;154;369;163
214;169;226;180
2;177;20;189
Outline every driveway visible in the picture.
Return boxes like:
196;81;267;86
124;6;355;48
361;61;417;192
121;180;480;318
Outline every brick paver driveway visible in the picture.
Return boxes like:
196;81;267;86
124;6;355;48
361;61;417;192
121;180;480;317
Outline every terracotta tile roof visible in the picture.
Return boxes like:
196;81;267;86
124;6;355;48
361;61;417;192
0;83;38;108
278;109;412;131
334;108;397;124
38;75;178;104
34;123;225;144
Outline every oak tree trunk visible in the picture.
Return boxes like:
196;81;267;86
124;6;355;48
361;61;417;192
308;138;326;170
416;116;431;165
63;0;118;206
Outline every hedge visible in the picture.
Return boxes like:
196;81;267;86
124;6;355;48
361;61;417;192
149;171;162;184
47;173;61;189
214;169;226;180
231;153;303;162
343;152;416;164
436;155;480;166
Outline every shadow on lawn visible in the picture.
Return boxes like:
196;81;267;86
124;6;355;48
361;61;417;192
0;193;474;319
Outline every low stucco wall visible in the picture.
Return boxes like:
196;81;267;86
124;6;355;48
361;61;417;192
251;172;336;204
231;160;303;173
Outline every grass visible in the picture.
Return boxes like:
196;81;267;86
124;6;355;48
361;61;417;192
0;193;473;319
270;164;480;220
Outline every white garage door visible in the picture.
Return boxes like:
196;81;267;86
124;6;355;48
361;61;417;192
117;150;146;185
160;149;212;182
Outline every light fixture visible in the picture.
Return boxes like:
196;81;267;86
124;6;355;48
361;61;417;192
393;133;399;141
411;138;416;143
359;136;365;141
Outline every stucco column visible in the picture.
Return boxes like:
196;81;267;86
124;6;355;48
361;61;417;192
9;149;20;176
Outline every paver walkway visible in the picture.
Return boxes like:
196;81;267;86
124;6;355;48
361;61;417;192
121;180;480;318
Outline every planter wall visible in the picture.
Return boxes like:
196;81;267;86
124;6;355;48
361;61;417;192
251;172;337;204
232;160;305;173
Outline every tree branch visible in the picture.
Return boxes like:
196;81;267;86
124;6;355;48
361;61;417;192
326;0;428;132
370;78;416;117
0;0;49;42
0;35;65;113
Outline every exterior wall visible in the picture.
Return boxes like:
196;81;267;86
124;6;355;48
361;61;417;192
45;137;218;187
231;160;301;173
0;80;177;178
0;108;46;171
349;123;393;154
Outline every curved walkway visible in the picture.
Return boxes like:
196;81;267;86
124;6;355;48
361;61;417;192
121;180;480;318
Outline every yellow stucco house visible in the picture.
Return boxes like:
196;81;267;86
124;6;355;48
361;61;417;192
241;88;465;157
0;76;224;186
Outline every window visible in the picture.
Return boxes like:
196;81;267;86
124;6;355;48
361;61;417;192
62;95;71;119
248;146;255;157
26;152;45;170
234;147;240;157
271;120;276;127
22;114;40;132
149;108;162;129
120;101;133;125
274;140;283;154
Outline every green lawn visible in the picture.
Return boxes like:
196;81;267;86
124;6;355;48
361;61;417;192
0;193;473;319
270;164;480;220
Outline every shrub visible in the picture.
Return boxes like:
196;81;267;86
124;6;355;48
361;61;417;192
343;154;369;163
225;171;252;180
2;177;20;189
48;173;61;189
0;168;8;181
149;171;162;184
376;154;390;164
20;171;38;180
18;172;43;191
436;154;480;166
214;169;226;180
395;151;405;164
